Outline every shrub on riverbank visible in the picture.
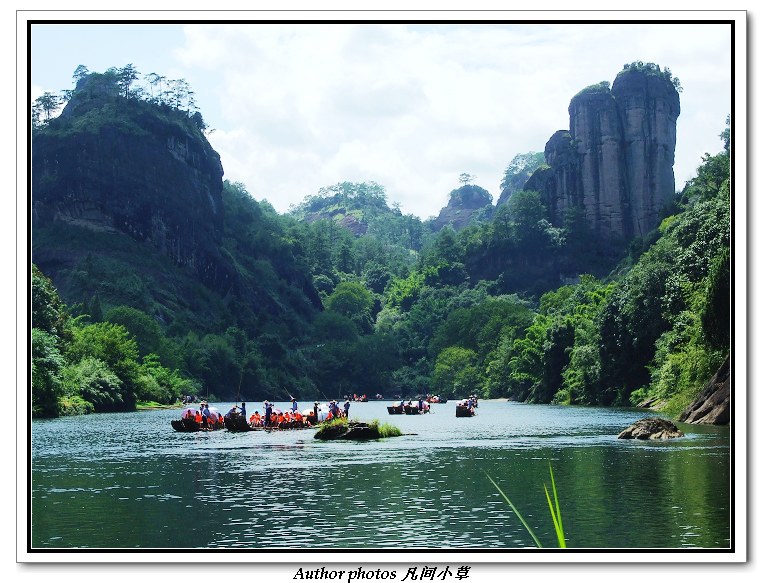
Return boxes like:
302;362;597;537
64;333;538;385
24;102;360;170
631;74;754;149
58;395;95;416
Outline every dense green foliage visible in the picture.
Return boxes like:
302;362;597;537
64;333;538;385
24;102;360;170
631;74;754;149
617;61;682;91
573;81;612;99
31;266;193;417
33;64;205;132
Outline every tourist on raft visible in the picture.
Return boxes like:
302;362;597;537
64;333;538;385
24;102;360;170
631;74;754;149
242;407;311;429
344;400;351;418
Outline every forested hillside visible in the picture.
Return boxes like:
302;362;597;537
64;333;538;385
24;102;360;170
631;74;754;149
31;64;730;421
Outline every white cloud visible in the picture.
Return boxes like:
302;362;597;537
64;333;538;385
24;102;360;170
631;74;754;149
179;23;731;218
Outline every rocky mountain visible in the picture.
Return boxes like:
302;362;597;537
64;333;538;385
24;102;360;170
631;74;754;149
33;74;232;290
525;63;681;243
32;72;320;333
431;184;493;231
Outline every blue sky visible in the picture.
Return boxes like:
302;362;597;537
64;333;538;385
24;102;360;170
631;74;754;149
29;21;734;219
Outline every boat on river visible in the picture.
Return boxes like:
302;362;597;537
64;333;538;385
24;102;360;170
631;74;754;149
404;402;430;415
455;400;476;417
427;395;447;404
387;402;404;415
225;406;321;432
171;407;225;432
224;414;254;432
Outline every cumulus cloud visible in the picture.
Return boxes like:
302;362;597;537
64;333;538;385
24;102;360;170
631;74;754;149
175;23;731;218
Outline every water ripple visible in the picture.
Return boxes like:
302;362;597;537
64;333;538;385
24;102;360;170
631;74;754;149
30;401;730;549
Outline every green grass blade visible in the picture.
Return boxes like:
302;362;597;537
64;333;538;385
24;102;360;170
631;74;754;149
485;472;543;548
549;463;565;544
544;484;566;548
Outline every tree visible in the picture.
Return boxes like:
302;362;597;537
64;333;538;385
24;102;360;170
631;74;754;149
701;247;730;350
32;92;61;126
190;111;207;131
88;293;103;323
62;357;123;412
326;282;374;333
166;78;190;109
67;322;141;411
144;72;162;102
116;64;140;98
137;353;188;404
105;306;164;358
59;89;74;104
32;329;65;417
500;152;545;193
432;347;480;398
458;173;474;186
32;264;69;337
72;64;90;83
720;114;730;154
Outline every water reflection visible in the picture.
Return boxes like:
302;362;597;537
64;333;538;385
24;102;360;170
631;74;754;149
31;401;730;549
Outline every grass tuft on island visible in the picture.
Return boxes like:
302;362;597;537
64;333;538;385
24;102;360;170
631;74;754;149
136;401;184;410
314;417;402;440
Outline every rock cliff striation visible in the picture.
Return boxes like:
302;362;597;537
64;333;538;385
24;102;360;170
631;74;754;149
527;65;680;243
32;73;321;332
32;74;231;290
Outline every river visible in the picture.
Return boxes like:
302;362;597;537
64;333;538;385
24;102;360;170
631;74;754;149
30;400;731;550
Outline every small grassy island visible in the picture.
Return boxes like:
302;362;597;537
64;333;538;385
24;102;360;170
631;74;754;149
314;418;402;440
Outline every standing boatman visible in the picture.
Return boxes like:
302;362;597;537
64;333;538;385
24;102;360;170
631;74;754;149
264;401;273;427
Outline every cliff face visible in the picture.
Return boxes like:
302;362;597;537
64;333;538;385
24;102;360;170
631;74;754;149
32;75;322;336
679;356;730;425
32;77;230;290
529;67;680;243
612;70;680;237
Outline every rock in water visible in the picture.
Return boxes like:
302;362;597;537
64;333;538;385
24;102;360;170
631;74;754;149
679;356;730;425
314;421;381;440
617;417;685;440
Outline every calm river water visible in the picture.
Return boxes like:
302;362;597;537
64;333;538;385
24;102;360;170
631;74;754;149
30;401;731;550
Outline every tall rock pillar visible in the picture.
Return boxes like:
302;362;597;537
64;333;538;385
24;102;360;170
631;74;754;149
612;69;681;237
568;88;630;240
